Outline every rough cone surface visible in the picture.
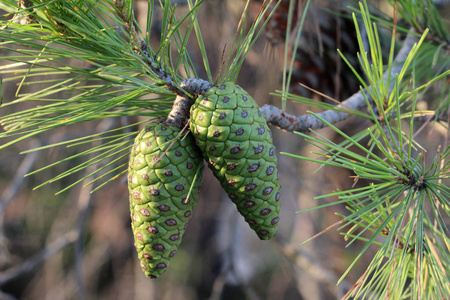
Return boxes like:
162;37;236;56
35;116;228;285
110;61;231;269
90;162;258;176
128;121;203;278
190;82;281;239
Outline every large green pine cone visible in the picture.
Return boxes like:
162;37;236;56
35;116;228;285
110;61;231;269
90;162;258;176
128;122;203;278
190;82;281;240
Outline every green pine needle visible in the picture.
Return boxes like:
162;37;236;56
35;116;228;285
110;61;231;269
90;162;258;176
282;2;450;298
0;0;207;192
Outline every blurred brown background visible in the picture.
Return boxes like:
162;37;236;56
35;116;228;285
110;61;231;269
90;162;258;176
0;1;448;299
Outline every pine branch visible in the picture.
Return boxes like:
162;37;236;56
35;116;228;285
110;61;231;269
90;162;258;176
259;31;419;133
112;0;177;89
113;0;213;98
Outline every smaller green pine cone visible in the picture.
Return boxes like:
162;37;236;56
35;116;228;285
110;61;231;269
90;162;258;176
128;121;203;278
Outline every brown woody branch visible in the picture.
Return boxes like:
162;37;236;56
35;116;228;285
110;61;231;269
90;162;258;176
113;0;213;100
166;78;214;128
259;32;420;133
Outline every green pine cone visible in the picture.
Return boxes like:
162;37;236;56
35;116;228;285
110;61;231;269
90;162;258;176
190;82;281;240
128;121;203;278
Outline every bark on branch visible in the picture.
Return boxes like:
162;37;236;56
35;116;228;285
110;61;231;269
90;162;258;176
113;3;425;135
113;1;213;99
259;32;420;133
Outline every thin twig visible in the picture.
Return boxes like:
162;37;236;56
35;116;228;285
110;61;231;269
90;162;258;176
71;118;119;300
0;142;40;214
140;40;213;97
113;0;178;92
260;32;420;133
112;0;140;44
113;0;213;99
112;0;176;88
72;181;93;300
0;145;40;278
0;231;79;286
